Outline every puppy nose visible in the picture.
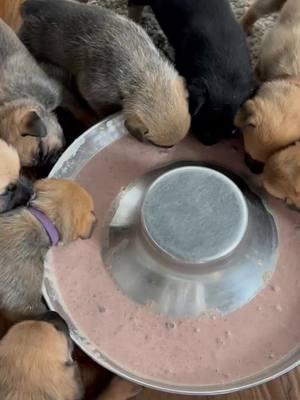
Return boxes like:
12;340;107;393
35;311;70;337
244;153;265;174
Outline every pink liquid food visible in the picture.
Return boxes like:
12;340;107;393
45;134;300;386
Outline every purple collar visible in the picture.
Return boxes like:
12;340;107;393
28;207;59;246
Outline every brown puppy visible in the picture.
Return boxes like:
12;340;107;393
0;139;33;212
263;143;300;208
0;312;141;400
0;19;64;167
237;0;300;173
0;179;96;322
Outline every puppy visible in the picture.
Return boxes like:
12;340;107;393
128;0;254;145
0;179;96;322
19;0;190;148
237;0;300;173
263;143;300;208
0;311;141;400
0;139;34;212
0;19;64;167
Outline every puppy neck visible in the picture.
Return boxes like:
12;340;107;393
27;207;59;246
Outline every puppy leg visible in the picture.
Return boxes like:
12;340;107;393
128;1;145;23
242;0;287;33
97;377;142;400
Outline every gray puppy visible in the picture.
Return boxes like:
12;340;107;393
0;19;64;167
20;0;191;147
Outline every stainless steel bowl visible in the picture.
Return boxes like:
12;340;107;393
44;113;300;395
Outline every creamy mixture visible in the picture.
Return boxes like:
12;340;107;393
46;135;300;386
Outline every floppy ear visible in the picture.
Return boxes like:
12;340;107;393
187;84;206;117
125;114;148;142
234;100;256;129
22;111;47;138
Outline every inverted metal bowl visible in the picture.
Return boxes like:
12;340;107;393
45;113;300;395
104;161;277;319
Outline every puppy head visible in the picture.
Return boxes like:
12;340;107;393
0;101;64;167
31;179;96;244
189;78;255;145
0;312;83;400
263;144;300;209
0;139;34;212
125;76;191;147
235;81;300;173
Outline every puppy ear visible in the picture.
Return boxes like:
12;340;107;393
125;114;148;142
187;84;206;117
22;111;47;138
234;100;256;129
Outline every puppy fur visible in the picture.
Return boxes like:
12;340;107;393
263;143;300;208
129;0;255;145
0;139;34;212
0;19;64;167
0;179;96;322
20;0;190;147
237;0;300;172
0;315;141;400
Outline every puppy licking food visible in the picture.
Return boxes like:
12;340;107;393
237;0;300;173
0;311;141;400
263;143;300;209
0;179;96;322
20;0;190;148
129;0;254;145
0;139;33;212
0;19;64;167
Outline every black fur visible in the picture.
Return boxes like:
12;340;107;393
129;0;255;145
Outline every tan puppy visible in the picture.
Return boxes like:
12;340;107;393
0;19;64;167
236;0;300;173
20;0;190;147
0;179;96;322
0;139;34;212
0;312;141;400
263;143;300;208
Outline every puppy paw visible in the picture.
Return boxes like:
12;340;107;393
106;377;143;400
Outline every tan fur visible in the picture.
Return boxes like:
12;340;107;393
0;100;63;167
0;139;20;194
125;76;190;147
237;0;300;165
0;320;141;400
263;143;300;208
32;179;96;242
0;320;81;400
235;81;300;163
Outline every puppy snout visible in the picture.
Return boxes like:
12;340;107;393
35;311;70;337
244;153;264;174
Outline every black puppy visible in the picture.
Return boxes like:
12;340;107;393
129;0;255;145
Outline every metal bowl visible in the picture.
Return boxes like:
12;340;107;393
44;113;300;395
